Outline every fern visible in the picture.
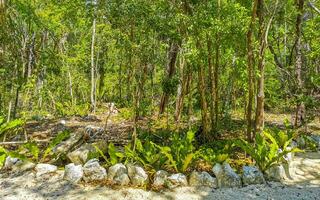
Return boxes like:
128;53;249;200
0;117;24;137
23;142;40;161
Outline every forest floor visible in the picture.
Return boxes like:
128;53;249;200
0;151;319;200
1;111;319;200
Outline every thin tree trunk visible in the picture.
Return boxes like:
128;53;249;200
174;53;187;123
207;36;216;132
159;42;179;115
90;18;96;113
246;0;258;142
294;0;305;127
255;0;277;133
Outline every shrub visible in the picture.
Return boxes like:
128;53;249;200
235;130;301;173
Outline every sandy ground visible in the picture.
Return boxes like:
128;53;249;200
0;152;319;200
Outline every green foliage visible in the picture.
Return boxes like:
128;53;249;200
199;148;229;165
107;143;126;165
0;116;25;138
235;130;301;173
0;146;7;168
124;139;165;171
42;130;71;160
22;142;40;161
101;131;198;173
301;135;318;151
151;130;198;172
55;102;90;117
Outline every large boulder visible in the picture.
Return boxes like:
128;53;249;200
242;166;265;186
83;159;107;182
153;170;169;187
127;164;148;186
67;141;107;165
107;163;130;185
212;162;241;188
35;163;58;178
167;173;188;188
64;163;83;183
189;171;217;188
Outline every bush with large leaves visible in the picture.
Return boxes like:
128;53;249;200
236;130;301;173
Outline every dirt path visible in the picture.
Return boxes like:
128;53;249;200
0;152;319;200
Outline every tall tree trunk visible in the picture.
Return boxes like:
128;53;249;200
246;0;258;142
255;0;277;133
207;37;216;132
294;0;305;127
159;42;179;115
198;62;210;136
90;18;96;113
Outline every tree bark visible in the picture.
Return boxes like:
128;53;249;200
207;37;216;132
294;0;305;127
159;42;179;115
246;0;258;142
90;18;96;113
255;0;277;133
174;53;187;123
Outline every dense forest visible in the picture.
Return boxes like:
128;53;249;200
0;0;320;199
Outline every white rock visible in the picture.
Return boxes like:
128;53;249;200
114;174;130;186
127;164;148;186
10;160;35;173
168;173;188;188
107;163;129;185
3;156;21;170
64;163;83;183
35;163;58;178
83;159;107;182
212;162;241;188
189;171;217;188
265;164;286;182
67;141;107;165
242;166;265;186
153;170;169;187
59;120;66;125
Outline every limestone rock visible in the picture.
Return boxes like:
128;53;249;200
189;171;217;188
67;141;107;165
242;166;265;186
35;163;58;178
212;162;241;188
167;173;188;188
310;135;320;149
83;159;107;182
265;164;286;182
153;170;169;187
53;130;84;154
85;125;104;138
127;164;148;186
64;163;83;183
11;161;35;173
107;163;129;185
3;156;20;170
114;174;130;186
